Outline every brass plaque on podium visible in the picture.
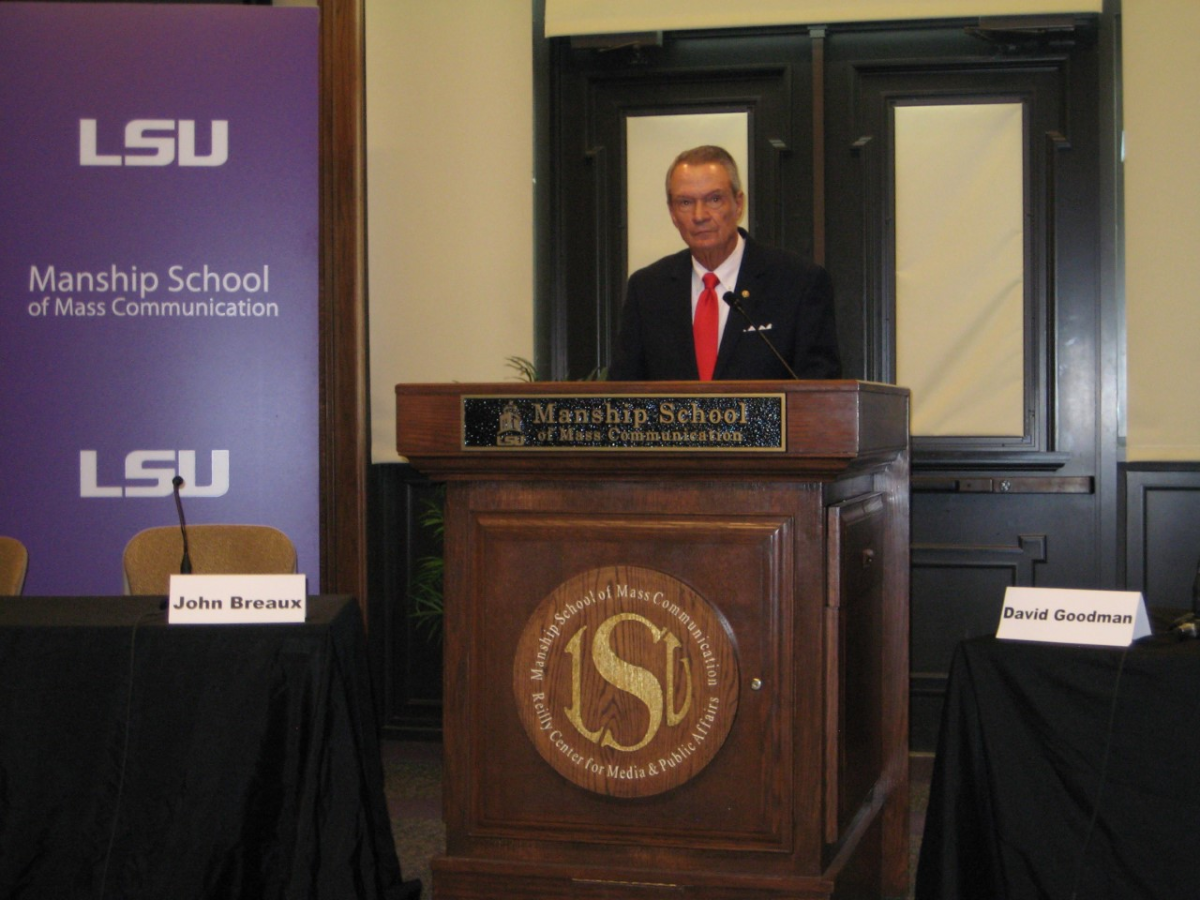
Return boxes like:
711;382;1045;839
463;393;785;451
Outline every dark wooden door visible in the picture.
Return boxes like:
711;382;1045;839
545;14;1120;750
549;28;817;379
825;19;1120;747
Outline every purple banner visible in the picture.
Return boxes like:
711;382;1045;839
0;4;320;594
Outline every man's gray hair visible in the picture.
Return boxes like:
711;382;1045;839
665;145;743;201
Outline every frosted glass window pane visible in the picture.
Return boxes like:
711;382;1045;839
626;113;749;277
895;103;1025;437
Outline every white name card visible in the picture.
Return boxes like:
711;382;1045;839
167;574;307;624
996;586;1152;647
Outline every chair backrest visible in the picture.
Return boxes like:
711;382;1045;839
0;536;29;595
122;524;297;595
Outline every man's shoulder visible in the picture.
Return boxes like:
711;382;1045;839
629;247;692;284
742;234;821;276
627;236;824;285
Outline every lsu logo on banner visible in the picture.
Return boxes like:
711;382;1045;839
79;119;229;167
80;450;230;497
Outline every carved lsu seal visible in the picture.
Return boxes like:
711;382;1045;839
512;565;740;798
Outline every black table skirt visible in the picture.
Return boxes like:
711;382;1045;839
915;630;1200;900
0;595;420;900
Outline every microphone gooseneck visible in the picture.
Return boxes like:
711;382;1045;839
722;291;801;380
171;475;193;575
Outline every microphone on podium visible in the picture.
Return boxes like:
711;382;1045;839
722;291;801;380
171;475;193;575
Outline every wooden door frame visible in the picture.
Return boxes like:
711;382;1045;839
317;0;370;612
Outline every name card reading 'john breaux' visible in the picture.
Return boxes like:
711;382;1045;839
168;574;307;624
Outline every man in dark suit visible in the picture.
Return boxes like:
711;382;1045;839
609;145;841;381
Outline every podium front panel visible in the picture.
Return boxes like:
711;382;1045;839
449;480;825;859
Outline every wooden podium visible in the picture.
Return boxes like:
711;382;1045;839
395;380;910;900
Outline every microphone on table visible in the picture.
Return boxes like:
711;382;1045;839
1169;558;1200;639
172;475;193;575
1192;556;1200;615
722;291;801;381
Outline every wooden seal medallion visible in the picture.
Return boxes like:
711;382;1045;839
512;565;740;798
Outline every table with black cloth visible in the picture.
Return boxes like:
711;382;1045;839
0;595;420;900
915;626;1200;900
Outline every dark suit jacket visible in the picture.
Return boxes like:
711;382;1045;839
608;232;841;381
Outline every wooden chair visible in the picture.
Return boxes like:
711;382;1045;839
122;524;297;595
0;536;29;595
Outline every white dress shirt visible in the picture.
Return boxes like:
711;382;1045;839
689;233;746;348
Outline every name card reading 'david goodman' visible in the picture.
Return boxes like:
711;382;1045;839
996;586;1151;647
167;574;307;624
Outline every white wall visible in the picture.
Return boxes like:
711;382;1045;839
1123;0;1200;461
545;0;1102;35
366;0;534;462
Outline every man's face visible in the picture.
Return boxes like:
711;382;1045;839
667;161;745;269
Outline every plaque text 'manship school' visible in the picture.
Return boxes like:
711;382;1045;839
461;394;786;451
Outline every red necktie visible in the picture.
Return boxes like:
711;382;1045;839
693;272;720;381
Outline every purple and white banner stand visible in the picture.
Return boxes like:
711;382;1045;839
0;4;320;595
